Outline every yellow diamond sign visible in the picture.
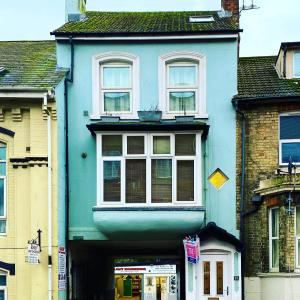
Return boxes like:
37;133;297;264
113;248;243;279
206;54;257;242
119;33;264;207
208;168;229;190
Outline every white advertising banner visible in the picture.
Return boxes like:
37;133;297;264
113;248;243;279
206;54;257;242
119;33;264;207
115;264;176;274
58;247;67;291
27;243;40;264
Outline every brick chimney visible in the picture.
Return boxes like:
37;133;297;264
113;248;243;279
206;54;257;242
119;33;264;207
221;0;239;23
222;0;239;15
65;0;86;22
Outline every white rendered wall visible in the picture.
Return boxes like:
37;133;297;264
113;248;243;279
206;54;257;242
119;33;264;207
245;275;300;300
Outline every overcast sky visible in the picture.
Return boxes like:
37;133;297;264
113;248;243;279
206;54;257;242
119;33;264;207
0;0;299;57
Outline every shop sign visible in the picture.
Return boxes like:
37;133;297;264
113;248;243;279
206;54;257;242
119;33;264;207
115;264;176;274
183;236;200;264
58;247;66;291
27;243;40;264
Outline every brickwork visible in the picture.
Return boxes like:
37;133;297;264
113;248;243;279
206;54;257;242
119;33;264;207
222;0;239;15
236;102;300;276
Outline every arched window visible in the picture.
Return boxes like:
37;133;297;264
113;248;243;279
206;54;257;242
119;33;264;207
159;52;207;118
92;52;139;119
0;142;6;234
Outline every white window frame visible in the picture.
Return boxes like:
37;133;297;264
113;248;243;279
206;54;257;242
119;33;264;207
96;132;202;207
166;63;199;114
293;51;300;78
279;113;300;165
92;52;140;119
269;207;279;272
158;52;207;119
0;142;7;235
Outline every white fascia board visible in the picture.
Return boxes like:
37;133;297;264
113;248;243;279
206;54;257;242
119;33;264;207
0;90;54;99
55;33;239;41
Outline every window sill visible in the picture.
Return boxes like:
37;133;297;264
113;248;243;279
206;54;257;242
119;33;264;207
258;272;300;278
93;206;204;211
161;112;208;119
90;113;138;120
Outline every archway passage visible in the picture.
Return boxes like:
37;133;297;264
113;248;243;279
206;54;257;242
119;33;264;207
70;240;184;300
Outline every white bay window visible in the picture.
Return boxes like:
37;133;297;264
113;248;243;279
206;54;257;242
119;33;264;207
97;132;201;206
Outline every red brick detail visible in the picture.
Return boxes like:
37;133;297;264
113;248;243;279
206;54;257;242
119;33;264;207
222;0;239;14
265;197;280;208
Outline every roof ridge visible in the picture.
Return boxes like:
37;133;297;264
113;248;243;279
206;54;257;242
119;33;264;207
0;40;55;44
85;10;220;13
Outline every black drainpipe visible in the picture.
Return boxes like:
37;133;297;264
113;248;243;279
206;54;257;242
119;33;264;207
65;35;74;300
234;100;246;300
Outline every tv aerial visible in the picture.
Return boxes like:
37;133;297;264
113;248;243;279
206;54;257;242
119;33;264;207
240;0;259;13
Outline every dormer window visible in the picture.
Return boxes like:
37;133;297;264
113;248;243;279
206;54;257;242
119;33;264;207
159;52;207;118
92;52;139;119
294;51;300;78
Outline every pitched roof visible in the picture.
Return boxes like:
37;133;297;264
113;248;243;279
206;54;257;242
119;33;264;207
235;56;300;101
52;11;240;36
0;41;67;90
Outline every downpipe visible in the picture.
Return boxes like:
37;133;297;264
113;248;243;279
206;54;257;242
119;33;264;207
44;94;53;300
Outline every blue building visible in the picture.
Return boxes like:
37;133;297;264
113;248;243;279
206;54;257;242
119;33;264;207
53;1;242;299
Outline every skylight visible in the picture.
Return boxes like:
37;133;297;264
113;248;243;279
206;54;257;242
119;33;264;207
189;15;214;23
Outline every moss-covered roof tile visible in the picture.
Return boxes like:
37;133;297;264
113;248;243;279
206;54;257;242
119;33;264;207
0;41;67;89
52;11;239;36
236;56;300;100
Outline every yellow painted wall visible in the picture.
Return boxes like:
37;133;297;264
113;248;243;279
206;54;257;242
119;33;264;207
0;99;59;300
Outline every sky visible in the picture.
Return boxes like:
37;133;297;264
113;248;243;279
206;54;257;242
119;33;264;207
0;0;299;57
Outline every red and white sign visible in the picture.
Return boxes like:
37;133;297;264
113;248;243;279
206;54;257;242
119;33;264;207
58;247;66;291
183;236;200;264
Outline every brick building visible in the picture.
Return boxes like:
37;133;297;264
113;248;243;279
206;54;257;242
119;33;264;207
235;43;300;299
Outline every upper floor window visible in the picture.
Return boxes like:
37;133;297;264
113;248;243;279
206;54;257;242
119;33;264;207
159;52;206;118
0;142;6;234
294;51;300;78
279;114;300;165
269;207;279;270
167;62;198;113
101;62;132;113
97;132;201;206
92;52;139;119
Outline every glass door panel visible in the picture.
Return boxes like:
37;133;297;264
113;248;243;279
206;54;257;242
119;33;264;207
199;254;230;300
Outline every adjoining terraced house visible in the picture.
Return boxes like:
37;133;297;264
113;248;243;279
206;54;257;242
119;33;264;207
0;41;67;300
52;0;243;299
235;42;300;300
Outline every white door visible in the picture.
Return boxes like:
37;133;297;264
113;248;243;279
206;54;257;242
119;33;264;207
198;254;231;300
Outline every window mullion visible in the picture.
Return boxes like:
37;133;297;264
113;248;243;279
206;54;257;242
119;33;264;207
121;157;125;205
147;157;151;205
172;158;176;204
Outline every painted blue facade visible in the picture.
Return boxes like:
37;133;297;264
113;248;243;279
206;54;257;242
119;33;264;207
56;40;238;239
54;5;241;298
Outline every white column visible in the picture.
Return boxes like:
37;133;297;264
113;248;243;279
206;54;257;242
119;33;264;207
185;258;197;300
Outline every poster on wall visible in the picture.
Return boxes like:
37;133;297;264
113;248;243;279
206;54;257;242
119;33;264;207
27;243;40;264
58;247;66;291
183;236;200;264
